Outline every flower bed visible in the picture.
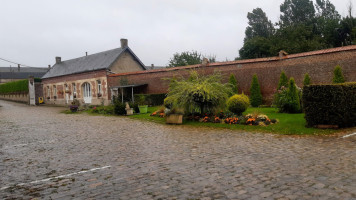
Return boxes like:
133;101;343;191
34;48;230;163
150;109;278;126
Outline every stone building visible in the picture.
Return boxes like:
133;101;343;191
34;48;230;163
41;39;146;105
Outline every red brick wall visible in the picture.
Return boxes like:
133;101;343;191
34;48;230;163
108;49;356;104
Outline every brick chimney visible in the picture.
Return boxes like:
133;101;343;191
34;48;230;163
55;57;61;64
202;58;209;67
120;38;128;48
279;50;288;59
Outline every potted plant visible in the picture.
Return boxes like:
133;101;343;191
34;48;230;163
136;95;148;114
97;93;102;98
165;107;184;124
69;99;80;112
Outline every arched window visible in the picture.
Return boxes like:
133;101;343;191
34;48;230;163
82;82;91;98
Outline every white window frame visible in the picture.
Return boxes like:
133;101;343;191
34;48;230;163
97;80;102;95
53;85;57;97
72;83;77;98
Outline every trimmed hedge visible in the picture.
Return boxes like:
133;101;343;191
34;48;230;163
0;79;29;94
302;83;356;128
134;93;166;106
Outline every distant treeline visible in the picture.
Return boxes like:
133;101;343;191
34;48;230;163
238;0;356;59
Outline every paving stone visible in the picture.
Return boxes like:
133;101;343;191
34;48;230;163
0;100;355;199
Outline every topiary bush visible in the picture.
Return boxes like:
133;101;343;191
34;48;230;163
332;65;345;84
228;74;238;96
303;82;356;128
274;78;302;113
277;71;288;89
226;94;250;115
250;74;263;107
303;73;311;86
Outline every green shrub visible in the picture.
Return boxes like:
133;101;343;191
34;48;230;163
303;73;311;86
228;74;238;96
332;65;345;83
250;74;263;107
303;83;356;128
90;105;115;115
114;101;126;115
0;79;28;94
275;78;302;113
277;71;288;89
164;71;232;115
226;94;250;115
134;93;166;106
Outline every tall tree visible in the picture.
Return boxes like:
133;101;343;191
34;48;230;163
168;51;202;67
244;8;274;41
279;0;315;26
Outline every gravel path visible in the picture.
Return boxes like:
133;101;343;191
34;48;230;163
0;100;355;200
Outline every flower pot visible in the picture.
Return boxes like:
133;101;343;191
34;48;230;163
166;114;183;124
126;108;133;115
138;105;148;114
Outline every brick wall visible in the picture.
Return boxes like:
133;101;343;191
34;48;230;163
108;47;356;104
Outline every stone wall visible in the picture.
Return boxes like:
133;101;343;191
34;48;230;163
108;46;356;104
0;92;29;103
42;70;110;105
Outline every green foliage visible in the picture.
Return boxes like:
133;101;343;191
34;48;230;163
90;105;115;115
250;74;263;107
228;74;238;96
244;8;274;41
278;71;289;89
275;78;302;113
112;96;127;115
168;51;202;67
332;65;345;83
0;79;28;94
303;83;356;128
226;94;250;115
164;71;232;115
303;73;311;86
239;0;356;59
135;94;147;105
134;93;166;106
279;0;315;27
168;51;216;67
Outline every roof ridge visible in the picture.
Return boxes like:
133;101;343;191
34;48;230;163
59;47;123;63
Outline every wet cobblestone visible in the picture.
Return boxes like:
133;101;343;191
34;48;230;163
0;100;355;199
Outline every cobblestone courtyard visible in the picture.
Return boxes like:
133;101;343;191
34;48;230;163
0;100;355;199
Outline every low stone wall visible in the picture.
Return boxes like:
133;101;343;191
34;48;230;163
0;92;28;103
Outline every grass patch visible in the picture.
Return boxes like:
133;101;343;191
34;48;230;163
128;106;337;135
62;105;339;135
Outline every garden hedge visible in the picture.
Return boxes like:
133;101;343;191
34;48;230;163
0;79;29;94
134;93;166;106
302;83;356;128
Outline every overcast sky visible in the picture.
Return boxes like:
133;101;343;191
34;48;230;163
0;0;353;68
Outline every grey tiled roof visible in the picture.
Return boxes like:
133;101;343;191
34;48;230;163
0;67;48;79
42;47;146;79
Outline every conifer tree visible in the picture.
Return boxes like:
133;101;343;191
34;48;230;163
228;74;238;96
250;74;263;107
303;73;311;86
286;78;301;113
277;71;288;89
332;65;345;83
